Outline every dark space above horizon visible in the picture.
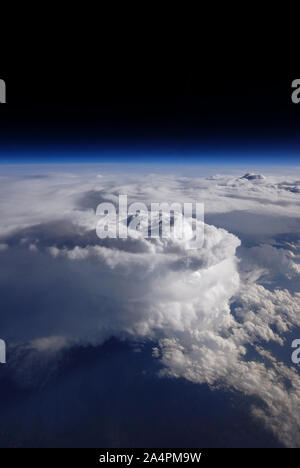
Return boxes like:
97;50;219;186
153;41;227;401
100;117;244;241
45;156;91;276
1;65;300;164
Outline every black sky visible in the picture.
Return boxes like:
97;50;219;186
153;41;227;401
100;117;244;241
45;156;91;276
1;55;300;158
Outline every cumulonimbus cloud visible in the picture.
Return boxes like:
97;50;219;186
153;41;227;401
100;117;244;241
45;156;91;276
1;166;300;446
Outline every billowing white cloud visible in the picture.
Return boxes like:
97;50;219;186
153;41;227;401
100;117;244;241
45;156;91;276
1;165;300;446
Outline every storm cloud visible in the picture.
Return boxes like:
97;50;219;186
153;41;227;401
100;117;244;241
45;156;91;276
1;165;300;446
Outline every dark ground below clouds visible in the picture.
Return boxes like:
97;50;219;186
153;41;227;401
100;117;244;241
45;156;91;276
0;339;282;448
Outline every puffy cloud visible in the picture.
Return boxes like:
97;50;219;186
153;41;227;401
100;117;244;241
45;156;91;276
157;281;300;447
239;244;300;280
1;165;300;446
241;173;265;180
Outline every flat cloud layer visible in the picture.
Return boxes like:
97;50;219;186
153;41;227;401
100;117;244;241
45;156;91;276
0;165;300;446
